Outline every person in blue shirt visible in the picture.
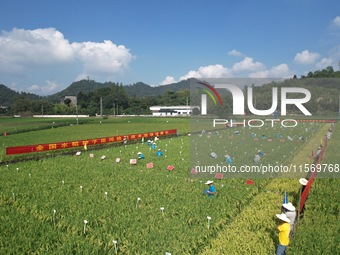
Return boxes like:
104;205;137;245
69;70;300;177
151;142;157;149
156;149;163;157
137;152;145;159
204;180;216;197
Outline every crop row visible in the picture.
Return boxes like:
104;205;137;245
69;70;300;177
198;123;331;254
1;135;267;254
289;124;340;255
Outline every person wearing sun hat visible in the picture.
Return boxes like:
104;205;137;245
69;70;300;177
137;152;145;159
156;149;163;157
276;213;291;255
204;180;216;197
299;178;309;215
282;202;296;237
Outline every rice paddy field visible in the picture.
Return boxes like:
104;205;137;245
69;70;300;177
0;116;339;254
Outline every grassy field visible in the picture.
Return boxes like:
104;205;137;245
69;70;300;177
0;117;338;254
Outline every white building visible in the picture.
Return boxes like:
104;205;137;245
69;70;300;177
150;106;199;116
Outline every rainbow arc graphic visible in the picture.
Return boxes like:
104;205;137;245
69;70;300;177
197;81;223;115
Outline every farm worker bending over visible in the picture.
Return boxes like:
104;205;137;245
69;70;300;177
156;149;163;157
151;142;157;149
225;155;233;164
254;154;261;164
258;150;265;157
137;152;145;159
282;202;296;237
146;140;151;145
275;213;291;255
204;180;216;197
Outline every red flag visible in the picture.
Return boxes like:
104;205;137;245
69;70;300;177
215;173;223;179
191;168;198;174
167;165;174;171
147;162;153;168
246;179;255;185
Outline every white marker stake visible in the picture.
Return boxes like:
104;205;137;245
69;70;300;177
62;180;64;185
53;209;56;226
29;173;31;178
83;220;88;234
80;186;83;192
207;216;211;229
160;207;164;216
136;197;141;208
165;252;172;255
113;240;118;254
105;192;108;201
12;192;15;201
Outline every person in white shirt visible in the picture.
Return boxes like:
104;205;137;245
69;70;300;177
282;202;296;237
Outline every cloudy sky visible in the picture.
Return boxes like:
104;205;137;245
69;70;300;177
1;0;340;95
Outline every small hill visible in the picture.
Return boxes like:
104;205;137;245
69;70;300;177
46;79;113;103
0;84;41;106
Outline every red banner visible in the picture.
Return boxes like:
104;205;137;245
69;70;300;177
296;119;336;123
299;134;328;214
6;129;177;155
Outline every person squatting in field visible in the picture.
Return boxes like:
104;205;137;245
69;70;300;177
203;180;216;197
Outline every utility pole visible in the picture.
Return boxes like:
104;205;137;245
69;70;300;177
76;97;79;125
186;97;189;116
100;97;103;117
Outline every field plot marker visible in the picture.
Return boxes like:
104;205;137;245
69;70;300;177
136;197;141;208
160;207;165;216
12;192;15;201
105;192;108;200
112;240;118;254
53;209;56;226
83;220;88;234
207;216;211;229
80;186;83;192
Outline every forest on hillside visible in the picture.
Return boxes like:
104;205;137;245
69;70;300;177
1;66;340;116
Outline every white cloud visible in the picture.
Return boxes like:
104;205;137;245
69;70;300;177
179;64;229;80
160;76;177;85
166;58;291;84
249;64;291;78
294;50;320;64
315;57;333;69
72;40;132;75
332;16;340;27
232;57;265;73
28;80;60;94
0;28;133;94
228;49;242;57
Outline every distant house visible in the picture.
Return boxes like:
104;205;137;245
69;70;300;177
0;105;8;114
149;106;200;116
63;96;77;106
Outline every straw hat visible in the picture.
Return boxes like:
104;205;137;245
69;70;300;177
137;152;142;155
205;180;214;185
282;202;296;211
276;213;291;223
299;178;308;186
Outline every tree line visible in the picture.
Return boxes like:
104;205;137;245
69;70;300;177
2;66;340;117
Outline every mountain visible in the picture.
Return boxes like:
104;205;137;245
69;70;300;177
45;79;113;103
0;84;41;106
124;79;191;97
